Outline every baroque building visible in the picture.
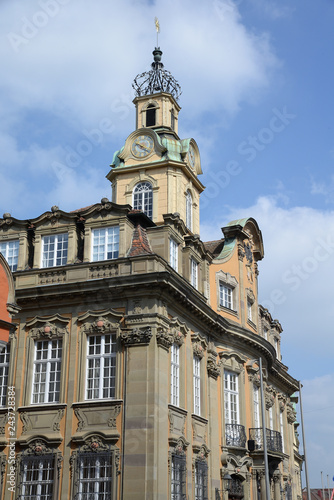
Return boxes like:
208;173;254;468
0;46;303;500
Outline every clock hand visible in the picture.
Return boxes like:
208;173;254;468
135;142;150;153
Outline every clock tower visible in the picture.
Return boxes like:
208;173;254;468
106;47;204;234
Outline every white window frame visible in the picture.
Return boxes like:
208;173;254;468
0;343;10;406
263;327;268;340
193;355;201;416
0;239;19;271
169;238;178;271
170;343;180;407
133;181;153;219
186;190;192;230
219;283;233;309
253;384;260;428
190;258;198;289
224;371;239;425
32;339;62;404
91;226;119;262
41;233;68;268
86;334;117;400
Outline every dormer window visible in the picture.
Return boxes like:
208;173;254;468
42;233;68;268
133;182;153;219
146;104;156;127
0;239;19;271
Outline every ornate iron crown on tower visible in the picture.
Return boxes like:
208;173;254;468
132;47;182;101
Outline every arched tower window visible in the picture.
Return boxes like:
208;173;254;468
133;182;153;219
186;190;192;231
146;104;156;127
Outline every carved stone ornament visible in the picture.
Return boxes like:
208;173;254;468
81;318;118;336
80;435;110;453
287;403;297;424
29;321;68;340
238;243;245;262
20;412;33;434
156;327;175;350
219;351;247;372
24;439;53;456
278;394;287;412
120;327;152;346
265;385;276;409
246;363;261;387
169;317;189;346
0;413;8;435
173;436;189;456
244;241;253;263
107;405;122;428
195;444;210;461
191;333;207;359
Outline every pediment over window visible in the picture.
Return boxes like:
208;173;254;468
78;309;124;335
219;351;247;372
26;314;69;340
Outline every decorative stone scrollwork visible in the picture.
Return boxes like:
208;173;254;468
173;436;189;456
52;409;65;432
20;412;33;434
156;327;175;350
107;405;121;428
287;402;296;424
195;443;210;461
30;322;68;340
81;318;118;336
0;413;8;435
246;362;261;386
207;344;220;379
191;333;207;359
238;243;245;261
74;408;86;432
265;385;276;409
79;435;110;453
120;327;152;346
278;394;287;412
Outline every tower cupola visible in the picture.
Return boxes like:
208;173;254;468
132;47;181;134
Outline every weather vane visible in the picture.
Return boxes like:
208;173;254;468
155;17;160;47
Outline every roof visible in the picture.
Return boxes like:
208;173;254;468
203;239;224;257
128;224;154;257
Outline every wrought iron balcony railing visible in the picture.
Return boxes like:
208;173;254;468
225;423;247;448
215;478;244;499
249;428;283;453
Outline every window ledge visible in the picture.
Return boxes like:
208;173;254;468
218;305;239;318
72;399;123;408
18;402;67;412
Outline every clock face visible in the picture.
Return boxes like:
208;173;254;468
131;135;154;158
188;145;196;170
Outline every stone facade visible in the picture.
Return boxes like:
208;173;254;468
0;48;303;500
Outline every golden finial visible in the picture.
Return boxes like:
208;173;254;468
155;17;160;46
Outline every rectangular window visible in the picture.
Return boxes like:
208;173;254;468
20;455;55;499
269;406;274;430
253;384;260;428
0;240;19;271
0;344;10;406
219;283;233;309
193;356;201;416
92;227;119;261
263;327;268;340
280;412;285;453
224;371;239;425
170;343;180;407
194;460;208;500
42;233;68;268
76;452;113;499
247;299;252;321
171;454;186;500
190;258;198;289
32;339;62;404
170;238;178;271
86;334;116;400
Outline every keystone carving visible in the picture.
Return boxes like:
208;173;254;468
29;322;68;340
107;405;121;428
207;343;220;379
156;327;174;349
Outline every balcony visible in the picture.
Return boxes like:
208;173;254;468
249;428;283;453
225;423;247;448
215;478;244;499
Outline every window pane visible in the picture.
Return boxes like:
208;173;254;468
133;182;153;219
42;233;68;268
86;334;116;400
32;340;62;404
92;227;119;261
0;240;19;271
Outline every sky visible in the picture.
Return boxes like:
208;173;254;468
1;0;334;489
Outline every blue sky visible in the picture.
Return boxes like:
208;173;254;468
1;0;334;488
